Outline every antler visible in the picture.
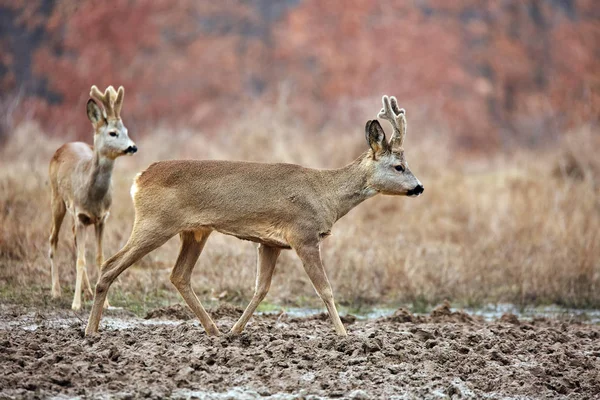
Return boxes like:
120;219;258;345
89;85;125;119
377;95;406;149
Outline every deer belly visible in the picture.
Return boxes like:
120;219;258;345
216;226;291;249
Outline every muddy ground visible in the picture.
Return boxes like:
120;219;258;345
1;302;599;399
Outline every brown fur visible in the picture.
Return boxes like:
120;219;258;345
85;95;423;336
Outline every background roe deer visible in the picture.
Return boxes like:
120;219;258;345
85;95;422;336
49;85;137;310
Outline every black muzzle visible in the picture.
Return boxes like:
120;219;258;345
407;184;424;197
124;145;138;154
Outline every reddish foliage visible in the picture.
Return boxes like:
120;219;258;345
0;0;598;148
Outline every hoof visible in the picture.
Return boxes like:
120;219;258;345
84;328;98;336
230;327;243;335
207;327;222;337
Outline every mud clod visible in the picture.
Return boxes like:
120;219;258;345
388;307;420;323
500;312;521;325
430;300;475;323
144;304;194;320
208;303;244;319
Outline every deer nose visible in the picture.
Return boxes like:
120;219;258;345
407;184;424;197
124;145;137;154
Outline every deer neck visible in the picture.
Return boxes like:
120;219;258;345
86;149;115;202
322;154;378;222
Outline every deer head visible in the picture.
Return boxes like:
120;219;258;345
364;95;423;197
86;85;137;159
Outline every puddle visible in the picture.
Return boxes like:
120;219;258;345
0;310;185;332
261;304;600;324
173;388;328;400
463;303;600;323
2;303;598;333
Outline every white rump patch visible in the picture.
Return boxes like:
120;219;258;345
130;172;142;200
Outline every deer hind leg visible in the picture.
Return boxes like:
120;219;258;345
81;225;95;299
94;220;110;308
85;220;175;335
293;241;347;336
231;244;281;334
82;267;93;298
72;218;88;310
49;197;66;298
170;230;220;336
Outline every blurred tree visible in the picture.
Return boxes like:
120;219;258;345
0;0;597;148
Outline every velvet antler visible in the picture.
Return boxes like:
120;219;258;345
377;95;406;149
89;85;125;119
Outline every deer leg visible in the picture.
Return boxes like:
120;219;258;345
231;244;281;334
82;267;93;298
49;197;66;298
86;221;175;335
294;242;347;336
94;220;110;308
170;230;220;336
72;220;88;310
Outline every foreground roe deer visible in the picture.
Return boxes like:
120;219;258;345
49;85;137;310
85;95;423;336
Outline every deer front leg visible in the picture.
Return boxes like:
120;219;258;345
72;220;88;310
231;244;281;334
293;241;347;336
94;220;110;308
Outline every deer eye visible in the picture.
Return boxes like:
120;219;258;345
109;131;118;137
394;165;405;172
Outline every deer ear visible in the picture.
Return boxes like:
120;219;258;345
365;120;389;157
86;99;105;126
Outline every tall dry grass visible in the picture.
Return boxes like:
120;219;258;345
0;105;598;310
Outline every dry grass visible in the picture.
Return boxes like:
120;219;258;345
1;107;599;312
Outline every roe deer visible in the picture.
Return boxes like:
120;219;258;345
49;85;137;310
85;95;422;336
